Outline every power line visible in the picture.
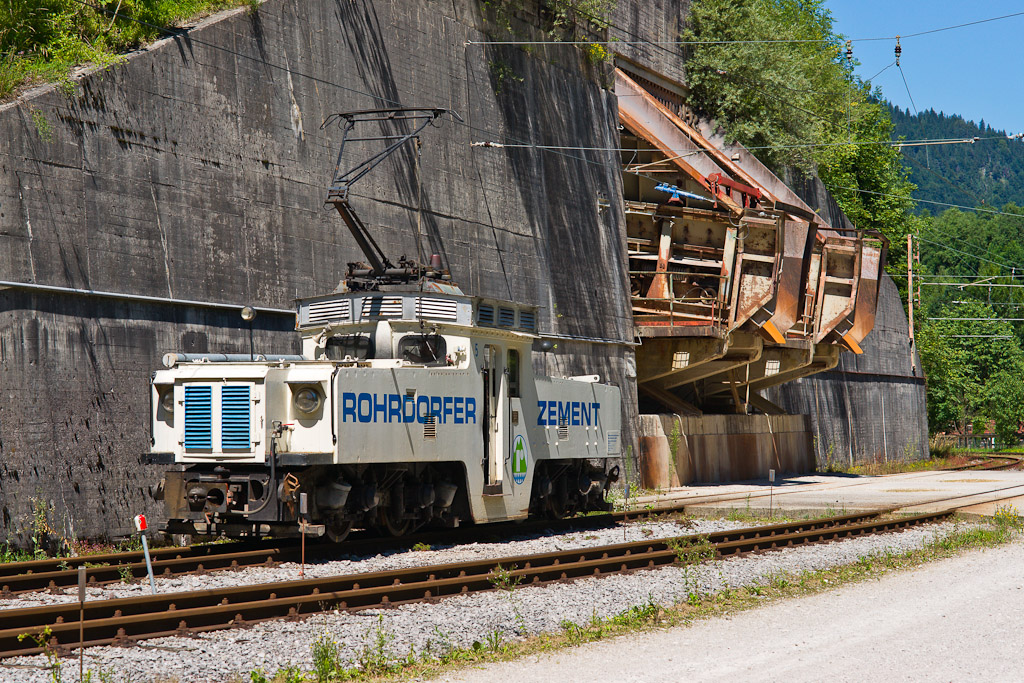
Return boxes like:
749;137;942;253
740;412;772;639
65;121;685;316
467;38;840;46
892;274;1022;279
57;0;1024;276
921;282;1024;288
466;9;1024;47
901;149;988;206
901;9;1024;38
929;317;1024;322
63;0;635;185
473;136;998;153
865;60;896;83
916;237;1015;271
897;64;919;115
896;156;1024;275
953;301;1024;305
830;185;1024;219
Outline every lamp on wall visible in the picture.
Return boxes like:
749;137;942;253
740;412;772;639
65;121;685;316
241;306;256;361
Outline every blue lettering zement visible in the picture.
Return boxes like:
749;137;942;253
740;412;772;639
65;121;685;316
342;392;477;424
537;401;600;426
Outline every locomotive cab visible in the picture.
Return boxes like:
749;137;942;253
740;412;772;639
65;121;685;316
149;285;621;541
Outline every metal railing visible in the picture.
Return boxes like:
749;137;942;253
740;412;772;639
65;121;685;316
629;270;728;328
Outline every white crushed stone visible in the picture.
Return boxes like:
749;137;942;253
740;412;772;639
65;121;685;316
0;518;978;683
0;518;726;609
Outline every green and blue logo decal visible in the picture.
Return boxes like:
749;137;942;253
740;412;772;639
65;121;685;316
512;435;528;484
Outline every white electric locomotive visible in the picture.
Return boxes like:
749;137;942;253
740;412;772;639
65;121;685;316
149;284;621;540
147;108;622;540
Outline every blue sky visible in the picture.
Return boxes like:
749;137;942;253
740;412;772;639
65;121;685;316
823;1;1023;134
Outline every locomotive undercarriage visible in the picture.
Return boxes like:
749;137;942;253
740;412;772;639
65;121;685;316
530;460;619;518
159;459;619;540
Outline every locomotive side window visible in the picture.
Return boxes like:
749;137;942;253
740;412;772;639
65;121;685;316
507;349;520;398
398;334;447;366
326;334;374;361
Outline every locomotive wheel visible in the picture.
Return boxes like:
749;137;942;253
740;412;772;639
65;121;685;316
545;495;578;519
378;507;411;537
326;520;353;543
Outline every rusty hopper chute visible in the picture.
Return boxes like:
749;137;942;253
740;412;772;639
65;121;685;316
614;66;886;414
322;108;463;290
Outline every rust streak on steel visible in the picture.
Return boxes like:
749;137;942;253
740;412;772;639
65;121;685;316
844;234;888;347
615;70;743;215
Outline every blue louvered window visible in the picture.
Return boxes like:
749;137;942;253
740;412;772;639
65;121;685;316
184;385;212;450
221;386;251;450
519;310;536;330
498;307;515;327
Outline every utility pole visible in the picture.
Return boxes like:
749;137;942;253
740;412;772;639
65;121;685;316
908;234;915;373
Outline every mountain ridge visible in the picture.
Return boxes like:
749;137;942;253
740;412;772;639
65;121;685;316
887;103;1024;211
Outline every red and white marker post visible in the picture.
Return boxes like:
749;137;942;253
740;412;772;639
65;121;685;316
134;514;157;594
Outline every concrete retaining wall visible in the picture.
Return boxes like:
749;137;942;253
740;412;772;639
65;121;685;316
764;274;928;468
0;0;636;542
638;414;814;487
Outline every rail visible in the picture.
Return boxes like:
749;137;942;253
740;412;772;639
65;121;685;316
0;510;951;659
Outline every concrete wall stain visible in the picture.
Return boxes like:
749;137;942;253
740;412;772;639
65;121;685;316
0;0;635;542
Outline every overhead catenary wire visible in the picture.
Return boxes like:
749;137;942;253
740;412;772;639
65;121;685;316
830;185;1024;220
900;9;1024;38
953;300;1024;305
59;0;1024;283
53;0;1024;186
61;0;633;185
915;237;1016;271
921;282;1024;288
897;64;919;116
948;335;1013;339
471;136;998;153
465;8;1024;46
893;274;1024;279
866;60;896;83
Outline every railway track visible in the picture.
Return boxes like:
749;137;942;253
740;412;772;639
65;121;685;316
4;466;1018;597
0;504;689;596
946;453;1023;472
0;509;949;659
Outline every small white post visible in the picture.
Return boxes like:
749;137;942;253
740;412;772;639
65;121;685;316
134;514;157;594
299;493;308;579
78;565;86;680
768;469;776;518
623;484;631;542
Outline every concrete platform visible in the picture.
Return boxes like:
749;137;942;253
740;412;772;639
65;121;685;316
625;470;1024;518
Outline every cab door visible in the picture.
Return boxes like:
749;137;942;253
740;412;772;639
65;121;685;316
481;344;507;494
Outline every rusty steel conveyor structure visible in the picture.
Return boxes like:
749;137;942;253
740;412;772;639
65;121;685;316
615;68;887;416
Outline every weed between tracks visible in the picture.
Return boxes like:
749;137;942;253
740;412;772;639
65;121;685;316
218;509;1022;682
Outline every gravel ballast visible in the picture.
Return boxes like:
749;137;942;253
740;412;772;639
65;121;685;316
0;518;977;682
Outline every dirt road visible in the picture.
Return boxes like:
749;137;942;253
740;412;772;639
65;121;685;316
436;540;1024;682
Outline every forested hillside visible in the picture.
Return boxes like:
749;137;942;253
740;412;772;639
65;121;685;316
889;105;1024;210
916;205;1024;444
